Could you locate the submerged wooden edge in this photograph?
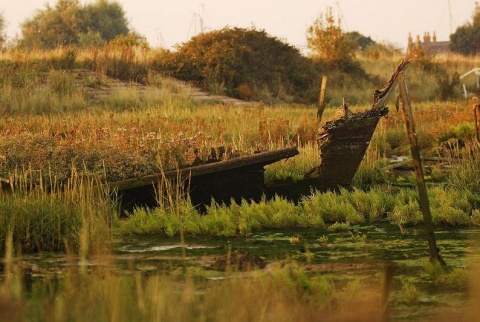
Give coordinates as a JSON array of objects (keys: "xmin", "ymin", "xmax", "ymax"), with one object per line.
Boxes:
[{"xmin": 109, "ymin": 146, "xmax": 299, "ymax": 191}]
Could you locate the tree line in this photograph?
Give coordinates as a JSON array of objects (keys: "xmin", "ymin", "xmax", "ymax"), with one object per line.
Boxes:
[
  {"xmin": 1, "ymin": 1, "xmax": 479, "ymax": 55},
  {"xmin": 0, "ymin": 0, "xmax": 476, "ymax": 104}
]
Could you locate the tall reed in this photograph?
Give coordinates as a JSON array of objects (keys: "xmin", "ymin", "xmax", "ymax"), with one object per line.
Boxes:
[{"xmin": 0, "ymin": 168, "xmax": 116, "ymax": 254}]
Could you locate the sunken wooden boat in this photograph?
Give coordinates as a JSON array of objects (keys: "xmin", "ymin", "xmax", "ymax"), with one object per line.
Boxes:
[
  {"xmin": 113, "ymin": 62, "xmax": 406, "ymax": 211},
  {"xmin": 115, "ymin": 105, "xmax": 388, "ymax": 211},
  {"xmin": 264, "ymin": 106, "xmax": 388, "ymax": 201},
  {"xmin": 112, "ymin": 147, "xmax": 300, "ymax": 211}
]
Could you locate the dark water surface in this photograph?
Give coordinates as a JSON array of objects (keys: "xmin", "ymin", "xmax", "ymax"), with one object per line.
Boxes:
[
  {"xmin": 15, "ymin": 222, "xmax": 477, "ymax": 277},
  {"xmin": 114, "ymin": 222, "xmax": 480, "ymax": 269}
]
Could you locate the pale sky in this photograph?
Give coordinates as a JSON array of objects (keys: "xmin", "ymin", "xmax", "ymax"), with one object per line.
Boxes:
[{"xmin": 1, "ymin": 0, "xmax": 477, "ymax": 52}]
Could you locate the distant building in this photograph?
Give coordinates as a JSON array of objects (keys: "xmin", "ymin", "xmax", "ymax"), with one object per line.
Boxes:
[{"xmin": 406, "ymin": 32, "xmax": 450, "ymax": 56}]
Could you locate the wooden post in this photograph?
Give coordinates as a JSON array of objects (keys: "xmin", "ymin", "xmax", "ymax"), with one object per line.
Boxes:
[
  {"xmin": 317, "ymin": 76, "xmax": 328, "ymax": 120},
  {"xmin": 474, "ymin": 103, "xmax": 480, "ymax": 143},
  {"xmin": 398, "ymin": 72, "xmax": 446, "ymax": 265}
]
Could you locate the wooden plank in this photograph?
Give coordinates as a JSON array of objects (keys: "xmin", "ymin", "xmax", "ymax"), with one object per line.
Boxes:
[
  {"xmin": 110, "ymin": 147, "xmax": 299, "ymax": 190},
  {"xmin": 382, "ymin": 156, "xmax": 457, "ymax": 171}
]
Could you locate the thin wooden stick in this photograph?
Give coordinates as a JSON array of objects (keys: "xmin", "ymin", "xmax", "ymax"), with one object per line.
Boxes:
[
  {"xmin": 474, "ymin": 103, "xmax": 480, "ymax": 143},
  {"xmin": 398, "ymin": 71, "xmax": 446, "ymax": 265},
  {"xmin": 317, "ymin": 75, "xmax": 328, "ymax": 120}
]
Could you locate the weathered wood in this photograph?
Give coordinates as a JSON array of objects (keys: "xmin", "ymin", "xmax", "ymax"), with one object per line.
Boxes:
[
  {"xmin": 373, "ymin": 60, "xmax": 410, "ymax": 109},
  {"xmin": 382, "ymin": 156, "xmax": 457, "ymax": 171},
  {"xmin": 313, "ymin": 106, "xmax": 388, "ymax": 187},
  {"xmin": 474, "ymin": 103, "xmax": 480, "ymax": 143},
  {"xmin": 317, "ymin": 75, "xmax": 328, "ymax": 120},
  {"xmin": 109, "ymin": 147, "xmax": 299, "ymax": 191}
]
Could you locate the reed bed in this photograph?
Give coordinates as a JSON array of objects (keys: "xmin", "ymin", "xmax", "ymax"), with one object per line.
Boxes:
[
  {"xmin": 0, "ymin": 171, "xmax": 116, "ymax": 254},
  {"xmin": 0, "ymin": 47, "xmax": 479, "ymax": 246}
]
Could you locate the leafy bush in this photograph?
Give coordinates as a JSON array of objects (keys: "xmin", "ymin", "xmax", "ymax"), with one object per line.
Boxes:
[
  {"xmin": 438, "ymin": 122, "xmax": 476, "ymax": 143},
  {"xmin": 161, "ymin": 27, "xmax": 317, "ymax": 103},
  {"xmin": 450, "ymin": 4, "xmax": 480, "ymax": 55}
]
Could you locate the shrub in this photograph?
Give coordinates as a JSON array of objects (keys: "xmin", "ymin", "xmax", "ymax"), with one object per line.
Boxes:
[
  {"xmin": 444, "ymin": 141, "xmax": 480, "ymax": 195},
  {"xmin": 438, "ymin": 122, "xmax": 476, "ymax": 143},
  {"xmin": 162, "ymin": 27, "xmax": 316, "ymax": 103}
]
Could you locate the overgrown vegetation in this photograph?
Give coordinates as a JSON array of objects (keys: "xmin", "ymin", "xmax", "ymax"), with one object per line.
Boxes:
[
  {"xmin": 119, "ymin": 183, "xmax": 480, "ymax": 238},
  {"xmin": 160, "ymin": 27, "xmax": 317, "ymax": 103},
  {"xmin": 306, "ymin": 6, "xmax": 355, "ymax": 62},
  {"xmin": 0, "ymin": 56, "xmax": 478, "ymax": 322},
  {"xmin": 0, "ymin": 175, "xmax": 115, "ymax": 254},
  {"xmin": 0, "ymin": 49, "xmax": 479, "ymax": 248}
]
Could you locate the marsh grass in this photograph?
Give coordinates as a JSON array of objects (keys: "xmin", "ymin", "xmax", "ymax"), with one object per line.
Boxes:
[
  {"xmin": 0, "ymin": 47, "xmax": 479, "ymax": 248},
  {"xmin": 121, "ymin": 195, "xmax": 319, "ymax": 237},
  {"xmin": 302, "ymin": 189, "xmax": 363, "ymax": 224},
  {"xmin": 424, "ymin": 261, "xmax": 469, "ymax": 290},
  {"xmin": 2, "ymin": 43, "xmax": 480, "ymax": 322},
  {"xmin": 122, "ymin": 178, "xmax": 480, "ymax": 238},
  {"xmin": 1, "ymin": 242, "xmax": 478, "ymax": 322},
  {"xmin": 264, "ymin": 142, "xmax": 318, "ymax": 183},
  {"xmin": 348, "ymin": 187, "xmax": 396, "ymax": 221},
  {"xmin": 352, "ymin": 146, "xmax": 394, "ymax": 189},
  {"xmin": 0, "ymin": 49, "xmax": 477, "ymax": 193},
  {"xmin": 400, "ymin": 280, "xmax": 421, "ymax": 304},
  {"xmin": 429, "ymin": 187, "xmax": 472, "ymax": 226},
  {"xmin": 122, "ymin": 187, "xmax": 396, "ymax": 238},
  {"xmin": 0, "ymin": 170, "xmax": 116, "ymax": 254},
  {"xmin": 443, "ymin": 141, "xmax": 480, "ymax": 194},
  {"xmin": 0, "ymin": 103, "xmax": 323, "ymax": 188}
]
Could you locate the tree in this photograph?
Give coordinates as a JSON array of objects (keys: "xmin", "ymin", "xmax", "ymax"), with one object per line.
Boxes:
[
  {"xmin": 20, "ymin": 0, "xmax": 79, "ymax": 48},
  {"xmin": 306, "ymin": 7, "xmax": 355, "ymax": 61},
  {"xmin": 450, "ymin": 3, "xmax": 480, "ymax": 55},
  {"xmin": 344, "ymin": 31, "xmax": 375, "ymax": 51},
  {"xmin": 473, "ymin": 3, "xmax": 480, "ymax": 26},
  {"xmin": 77, "ymin": 0, "xmax": 129, "ymax": 43},
  {"xmin": 0, "ymin": 13, "xmax": 6, "ymax": 48},
  {"xmin": 19, "ymin": 0, "xmax": 130, "ymax": 48}
]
